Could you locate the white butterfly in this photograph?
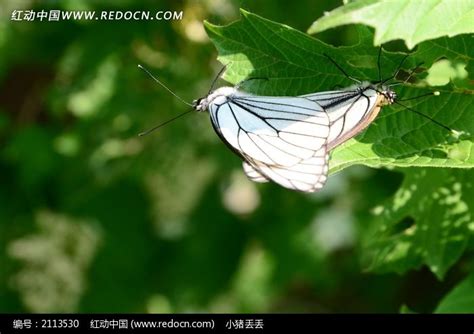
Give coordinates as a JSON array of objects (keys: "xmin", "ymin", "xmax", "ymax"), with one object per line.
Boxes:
[
  {"xmin": 193, "ymin": 86, "xmax": 331, "ymax": 192},
  {"xmin": 302, "ymin": 81, "xmax": 396, "ymax": 151},
  {"xmin": 300, "ymin": 52, "xmax": 450, "ymax": 158}
]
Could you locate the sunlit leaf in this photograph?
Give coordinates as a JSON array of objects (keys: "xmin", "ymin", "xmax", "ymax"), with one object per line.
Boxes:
[
  {"xmin": 436, "ymin": 272, "xmax": 474, "ymax": 312},
  {"xmin": 308, "ymin": 0, "xmax": 474, "ymax": 49},
  {"xmin": 364, "ymin": 168, "xmax": 474, "ymax": 279}
]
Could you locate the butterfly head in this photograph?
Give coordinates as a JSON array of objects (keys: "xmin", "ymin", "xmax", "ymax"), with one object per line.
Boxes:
[
  {"xmin": 381, "ymin": 88, "xmax": 397, "ymax": 105},
  {"xmin": 193, "ymin": 97, "xmax": 208, "ymax": 112},
  {"xmin": 374, "ymin": 84, "xmax": 397, "ymax": 106},
  {"xmin": 360, "ymin": 82, "xmax": 397, "ymax": 106},
  {"xmin": 193, "ymin": 87, "xmax": 236, "ymax": 112}
]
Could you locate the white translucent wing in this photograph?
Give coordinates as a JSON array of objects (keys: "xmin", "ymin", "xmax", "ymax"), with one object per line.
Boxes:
[
  {"xmin": 303, "ymin": 87, "xmax": 380, "ymax": 150},
  {"xmin": 247, "ymin": 146, "xmax": 329, "ymax": 192},
  {"xmin": 209, "ymin": 94, "xmax": 330, "ymax": 167},
  {"xmin": 209, "ymin": 94, "xmax": 330, "ymax": 192},
  {"xmin": 242, "ymin": 162, "xmax": 269, "ymax": 183}
]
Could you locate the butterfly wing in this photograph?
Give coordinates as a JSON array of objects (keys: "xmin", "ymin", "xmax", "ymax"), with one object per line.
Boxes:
[
  {"xmin": 210, "ymin": 94, "xmax": 330, "ymax": 166},
  {"xmin": 209, "ymin": 93, "xmax": 330, "ymax": 192},
  {"xmin": 303, "ymin": 87, "xmax": 381, "ymax": 150},
  {"xmin": 242, "ymin": 162, "xmax": 269, "ymax": 183},
  {"xmin": 245, "ymin": 146, "xmax": 329, "ymax": 192}
]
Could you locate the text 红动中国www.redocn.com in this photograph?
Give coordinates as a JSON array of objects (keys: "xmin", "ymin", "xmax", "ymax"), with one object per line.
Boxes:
[{"xmin": 11, "ymin": 10, "xmax": 184, "ymax": 22}]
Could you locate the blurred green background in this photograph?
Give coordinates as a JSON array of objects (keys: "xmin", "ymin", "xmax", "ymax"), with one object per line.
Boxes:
[{"xmin": 0, "ymin": 0, "xmax": 467, "ymax": 313}]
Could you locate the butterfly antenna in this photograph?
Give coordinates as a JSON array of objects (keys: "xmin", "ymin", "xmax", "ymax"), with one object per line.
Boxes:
[
  {"xmin": 381, "ymin": 54, "xmax": 409, "ymax": 85},
  {"xmin": 397, "ymin": 91, "xmax": 439, "ymax": 102},
  {"xmin": 138, "ymin": 64, "xmax": 193, "ymax": 107},
  {"xmin": 394, "ymin": 99, "xmax": 455, "ymax": 133},
  {"xmin": 208, "ymin": 64, "xmax": 228, "ymax": 95},
  {"xmin": 138, "ymin": 110, "xmax": 193, "ymax": 137},
  {"xmin": 323, "ymin": 53, "xmax": 361, "ymax": 84}
]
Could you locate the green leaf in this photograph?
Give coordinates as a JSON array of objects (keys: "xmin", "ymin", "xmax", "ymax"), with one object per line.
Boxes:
[
  {"xmin": 435, "ymin": 272, "xmax": 474, "ymax": 313},
  {"xmin": 204, "ymin": 10, "xmax": 474, "ymax": 175},
  {"xmin": 415, "ymin": 35, "xmax": 473, "ymax": 73},
  {"xmin": 205, "ymin": 11, "xmax": 405, "ymax": 95},
  {"xmin": 364, "ymin": 168, "xmax": 474, "ymax": 279},
  {"xmin": 307, "ymin": 0, "xmax": 474, "ymax": 49}
]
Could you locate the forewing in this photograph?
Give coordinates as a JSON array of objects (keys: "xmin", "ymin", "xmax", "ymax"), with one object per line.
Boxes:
[
  {"xmin": 209, "ymin": 95, "xmax": 330, "ymax": 167},
  {"xmin": 303, "ymin": 88, "xmax": 379, "ymax": 150}
]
